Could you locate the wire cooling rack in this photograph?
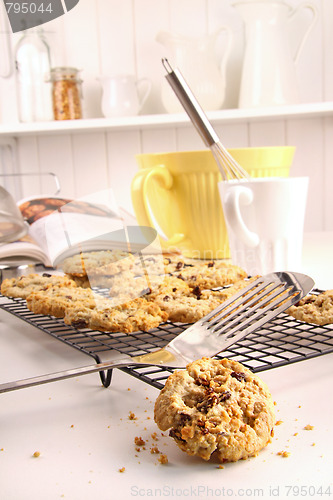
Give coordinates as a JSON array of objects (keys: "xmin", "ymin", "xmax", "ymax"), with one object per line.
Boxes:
[{"xmin": 1, "ymin": 290, "xmax": 333, "ymax": 390}]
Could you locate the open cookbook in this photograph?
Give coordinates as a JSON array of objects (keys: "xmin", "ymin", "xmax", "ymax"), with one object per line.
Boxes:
[{"xmin": 0, "ymin": 190, "xmax": 159, "ymax": 268}]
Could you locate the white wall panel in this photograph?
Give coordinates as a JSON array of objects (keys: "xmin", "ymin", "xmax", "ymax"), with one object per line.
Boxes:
[
  {"xmin": 61, "ymin": 0, "xmax": 101, "ymax": 119},
  {"xmin": 322, "ymin": 0, "xmax": 333, "ymax": 101},
  {"xmin": 97, "ymin": 0, "xmax": 135, "ymax": 78},
  {"xmin": 105, "ymin": 130, "xmax": 141, "ymax": 212},
  {"xmin": 134, "ymin": 0, "xmax": 169, "ymax": 115},
  {"xmin": 16, "ymin": 136, "xmax": 40, "ymax": 199},
  {"xmin": 169, "ymin": 0, "xmax": 207, "ymax": 36},
  {"xmin": 141, "ymin": 127, "xmax": 177, "ymax": 153},
  {"xmin": 37, "ymin": 135, "xmax": 75, "ymax": 199},
  {"xmin": 214, "ymin": 123, "xmax": 249, "ymax": 148},
  {"xmin": 286, "ymin": 118, "xmax": 324, "ymax": 231},
  {"xmin": 71, "ymin": 132, "xmax": 109, "ymax": 198},
  {"xmin": 175, "ymin": 126, "xmax": 208, "ymax": 151},
  {"xmin": 249, "ymin": 120, "xmax": 287, "ymax": 146},
  {"xmin": 323, "ymin": 117, "xmax": 333, "ymax": 230}
]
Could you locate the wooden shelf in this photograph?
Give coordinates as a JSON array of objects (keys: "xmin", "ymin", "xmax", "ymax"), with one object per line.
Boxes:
[{"xmin": 0, "ymin": 101, "xmax": 332, "ymax": 137}]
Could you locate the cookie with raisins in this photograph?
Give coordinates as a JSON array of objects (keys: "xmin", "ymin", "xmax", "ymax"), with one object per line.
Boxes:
[
  {"xmin": 287, "ymin": 290, "xmax": 333, "ymax": 325},
  {"xmin": 154, "ymin": 357, "xmax": 275, "ymax": 462}
]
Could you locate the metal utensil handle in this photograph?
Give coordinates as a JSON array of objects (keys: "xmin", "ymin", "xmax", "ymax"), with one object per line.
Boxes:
[
  {"xmin": 162, "ymin": 58, "xmax": 220, "ymax": 147},
  {"xmin": 0, "ymin": 357, "xmax": 138, "ymax": 394}
]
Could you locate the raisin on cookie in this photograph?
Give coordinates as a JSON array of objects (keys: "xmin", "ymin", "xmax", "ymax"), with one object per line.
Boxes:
[{"xmin": 154, "ymin": 357, "xmax": 275, "ymax": 462}]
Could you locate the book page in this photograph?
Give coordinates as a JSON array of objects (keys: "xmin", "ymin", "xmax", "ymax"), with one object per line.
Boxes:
[
  {"xmin": 0, "ymin": 234, "xmax": 51, "ymax": 266},
  {"xmin": 5, "ymin": 190, "xmax": 159, "ymax": 268}
]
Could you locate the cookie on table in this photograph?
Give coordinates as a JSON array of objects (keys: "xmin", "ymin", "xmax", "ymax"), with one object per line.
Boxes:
[
  {"xmin": 173, "ymin": 261, "xmax": 247, "ymax": 289},
  {"xmin": 154, "ymin": 357, "xmax": 275, "ymax": 462},
  {"xmin": 26, "ymin": 286, "xmax": 168, "ymax": 333},
  {"xmin": 287, "ymin": 290, "xmax": 333, "ymax": 325},
  {"xmin": 0, "ymin": 273, "xmax": 77, "ymax": 299},
  {"xmin": 61, "ymin": 250, "xmax": 135, "ymax": 277}
]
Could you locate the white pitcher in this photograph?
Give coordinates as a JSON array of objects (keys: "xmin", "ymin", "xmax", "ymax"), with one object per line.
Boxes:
[
  {"xmin": 99, "ymin": 75, "xmax": 151, "ymax": 117},
  {"xmin": 234, "ymin": 0, "xmax": 317, "ymax": 108},
  {"xmin": 156, "ymin": 29, "xmax": 233, "ymax": 113}
]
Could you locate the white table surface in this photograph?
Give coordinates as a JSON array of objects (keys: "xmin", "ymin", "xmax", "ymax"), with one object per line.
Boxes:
[{"xmin": 0, "ymin": 232, "xmax": 332, "ymax": 500}]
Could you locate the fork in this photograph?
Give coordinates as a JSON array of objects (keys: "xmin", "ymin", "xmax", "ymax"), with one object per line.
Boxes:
[{"xmin": 0, "ymin": 271, "xmax": 314, "ymax": 393}]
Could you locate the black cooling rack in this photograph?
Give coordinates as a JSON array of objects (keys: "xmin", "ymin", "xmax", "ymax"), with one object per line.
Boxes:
[{"xmin": 1, "ymin": 292, "xmax": 333, "ymax": 390}]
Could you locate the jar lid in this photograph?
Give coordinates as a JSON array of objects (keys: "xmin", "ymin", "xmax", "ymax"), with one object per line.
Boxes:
[{"xmin": 50, "ymin": 67, "xmax": 82, "ymax": 81}]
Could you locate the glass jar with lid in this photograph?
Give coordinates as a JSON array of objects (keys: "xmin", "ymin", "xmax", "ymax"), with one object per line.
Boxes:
[{"xmin": 50, "ymin": 67, "xmax": 83, "ymax": 120}]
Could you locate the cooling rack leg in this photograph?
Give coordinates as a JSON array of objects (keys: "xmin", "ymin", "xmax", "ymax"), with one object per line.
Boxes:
[{"xmin": 98, "ymin": 369, "xmax": 113, "ymax": 388}]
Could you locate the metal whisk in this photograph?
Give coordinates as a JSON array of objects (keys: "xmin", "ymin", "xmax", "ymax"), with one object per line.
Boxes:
[{"xmin": 162, "ymin": 58, "xmax": 249, "ymax": 181}]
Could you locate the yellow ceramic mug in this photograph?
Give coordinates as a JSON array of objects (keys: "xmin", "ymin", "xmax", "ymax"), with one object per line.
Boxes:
[{"xmin": 131, "ymin": 147, "xmax": 295, "ymax": 259}]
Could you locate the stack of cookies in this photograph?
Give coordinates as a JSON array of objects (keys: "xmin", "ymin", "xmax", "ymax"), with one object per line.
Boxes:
[
  {"xmin": 1, "ymin": 250, "xmax": 249, "ymax": 333},
  {"xmin": 2, "ymin": 250, "xmax": 332, "ymax": 331}
]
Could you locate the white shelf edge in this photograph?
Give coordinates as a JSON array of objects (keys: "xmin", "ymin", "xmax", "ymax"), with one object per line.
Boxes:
[{"xmin": 0, "ymin": 101, "xmax": 333, "ymax": 137}]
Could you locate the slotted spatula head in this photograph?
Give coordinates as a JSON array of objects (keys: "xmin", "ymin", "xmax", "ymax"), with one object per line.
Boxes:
[{"xmin": 157, "ymin": 271, "xmax": 314, "ymax": 367}]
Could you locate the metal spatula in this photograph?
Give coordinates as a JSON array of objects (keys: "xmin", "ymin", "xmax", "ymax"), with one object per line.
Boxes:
[{"xmin": 0, "ymin": 271, "xmax": 314, "ymax": 393}]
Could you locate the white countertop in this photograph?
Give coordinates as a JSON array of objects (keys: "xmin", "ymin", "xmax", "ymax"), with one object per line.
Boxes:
[{"xmin": 0, "ymin": 232, "xmax": 332, "ymax": 500}]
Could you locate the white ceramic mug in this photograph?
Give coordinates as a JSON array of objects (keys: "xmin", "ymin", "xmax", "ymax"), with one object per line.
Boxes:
[
  {"xmin": 100, "ymin": 75, "xmax": 151, "ymax": 117},
  {"xmin": 218, "ymin": 177, "xmax": 309, "ymax": 275}
]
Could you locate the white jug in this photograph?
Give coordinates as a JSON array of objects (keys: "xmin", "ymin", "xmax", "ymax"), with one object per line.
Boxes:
[
  {"xmin": 234, "ymin": 0, "xmax": 317, "ymax": 108},
  {"xmin": 156, "ymin": 29, "xmax": 233, "ymax": 113},
  {"xmin": 100, "ymin": 75, "xmax": 151, "ymax": 118}
]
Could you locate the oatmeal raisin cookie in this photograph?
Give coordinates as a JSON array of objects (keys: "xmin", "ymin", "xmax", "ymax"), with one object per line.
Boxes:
[{"xmin": 154, "ymin": 357, "xmax": 275, "ymax": 462}]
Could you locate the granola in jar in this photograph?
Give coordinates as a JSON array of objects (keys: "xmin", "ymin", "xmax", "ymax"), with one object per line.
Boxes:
[{"xmin": 50, "ymin": 67, "xmax": 82, "ymax": 120}]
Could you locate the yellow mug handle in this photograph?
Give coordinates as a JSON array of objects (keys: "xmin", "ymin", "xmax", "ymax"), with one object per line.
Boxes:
[{"xmin": 131, "ymin": 165, "xmax": 187, "ymax": 250}]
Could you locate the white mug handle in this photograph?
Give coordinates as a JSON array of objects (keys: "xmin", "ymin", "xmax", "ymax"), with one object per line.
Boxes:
[{"xmin": 223, "ymin": 186, "xmax": 259, "ymax": 248}]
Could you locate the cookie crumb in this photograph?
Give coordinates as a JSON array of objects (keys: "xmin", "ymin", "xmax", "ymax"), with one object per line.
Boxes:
[
  {"xmin": 293, "ymin": 433, "xmax": 298, "ymax": 436},
  {"xmin": 311, "ymin": 443, "xmax": 316, "ymax": 446},
  {"xmin": 304, "ymin": 424, "xmax": 314, "ymax": 430},
  {"xmin": 275, "ymin": 420, "xmax": 283, "ymax": 425},
  {"xmin": 158, "ymin": 454, "xmax": 168, "ymax": 464},
  {"xmin": 134, "ymin": 436, "xmax": 145, "ymax": 446},
  {"xmin": 32, "ymin": 451, "xmax": 41, "ymax": 458},
  {"xmin": 217, "ymin": 465, "xmax": 224, "ymax": 469},
  {"xmin": 118, "ymin": 467, "xmax": 125, "ymax": 473},
  {"xmin": 277, "ymin": 451, "xmax": 290, "ymax": 458},
  {"xmin": 150, "ymin": 446, "xmax": 160, "ymax": 454},
  {"xmin": 151, "ymin": 432, "xmax": 158, "ymax": 441},
  {"xmin": 128, "ymin": 412, "xmax": 137, "ymax": 420}
]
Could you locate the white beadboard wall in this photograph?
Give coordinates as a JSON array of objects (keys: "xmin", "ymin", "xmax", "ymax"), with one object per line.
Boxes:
[{"xmin": 0, "ymin": 0, "xmax": 333, "ymax": 233}]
